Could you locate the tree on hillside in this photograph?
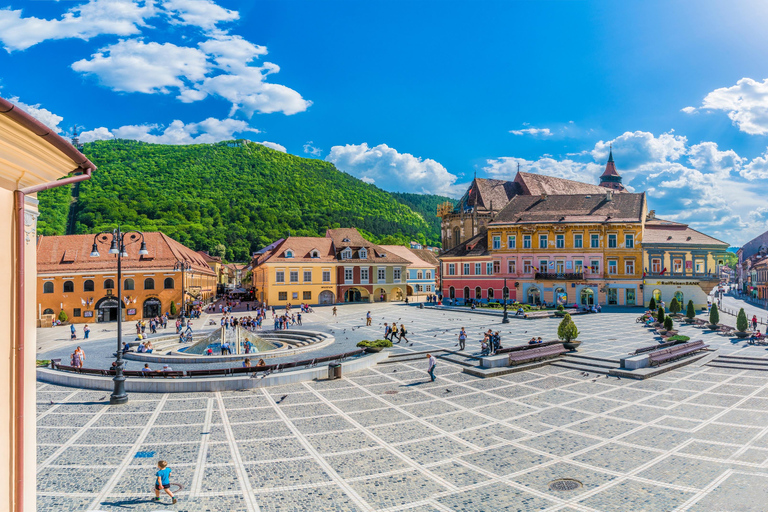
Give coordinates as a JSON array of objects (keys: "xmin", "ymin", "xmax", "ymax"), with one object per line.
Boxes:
[{"xmin": 213, "ymin": 244, "xmax": 227, "ymax": 259}]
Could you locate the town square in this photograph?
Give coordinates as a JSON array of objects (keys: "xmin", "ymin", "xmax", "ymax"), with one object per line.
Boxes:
[{"xmin": 2, "ymin": 1, "xmax": 768, "ymax": 511}]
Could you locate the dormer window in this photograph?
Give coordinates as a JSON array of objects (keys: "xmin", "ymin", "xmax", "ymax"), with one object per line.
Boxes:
[
  {"xmin": 342, "ymin": 237, "xmax": 350, "ymax": 242},
  {"xmin": 285, "ymin": 249, "xmax": 294, "ymax": 258},
  {"xmin": 310, "ymin": 250, "xmax": 319, "ymax": 258},
  {"xmin": 359, "ymin": 248, "xmax": 367, "ymax": 259},
  {"xmin": 341, "ymin": 248, "xmax": 352, "ymax": 260}
]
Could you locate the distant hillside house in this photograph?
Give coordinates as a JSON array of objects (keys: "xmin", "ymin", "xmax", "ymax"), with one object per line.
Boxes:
[{"xmin": 37, "ymin": 233, "xmax": 217, "ymax": 323}]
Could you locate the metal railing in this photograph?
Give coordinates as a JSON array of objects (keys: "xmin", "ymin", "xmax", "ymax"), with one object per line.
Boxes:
[{"xmin": 534, "ymin": 272, "xmax": 584, "ymax": 280}]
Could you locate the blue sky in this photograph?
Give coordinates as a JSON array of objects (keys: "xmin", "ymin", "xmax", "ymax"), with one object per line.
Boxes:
[{"xmin": 1, "ymin": 0, "xmax": 768, "ymax": 245}]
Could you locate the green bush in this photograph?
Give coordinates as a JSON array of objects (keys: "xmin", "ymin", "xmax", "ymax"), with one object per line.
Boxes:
[
  {"xmin": 649, "ymin": 297, "xmax": 656, "ymax": 310},
  {"xmin": 737, "ymin": 308, "xmax": 749, "ymax": 332},
  {"xmin": 557, "ymin": 313, "xmax": 580, "ymax": 342},
  {"xmin": 657, "ymin": 306, "xmax": 665, "ymax": 324},
  {"xmin": 686, "ymin": 300, "xmax": 696, "ymax": 320},
  {"xmin": 709, "ymin": 303, "xmax": 720, "ymax": 325},
  {"xmin": 663, "ymin": 316, "xmax": 674, "ymax": 331},
  {"xmin": 170, "ymin": 301, "xmax": 177, "ymax": 316},
  {"xmin": 557, "ymin": 304, "xmax": 564, "ymax": 311},
  {"xmin": 669, "ymin": 298, "xmax": 680, "ymax": 315},
  {"xmin": 356, "ymin": 339, "xmax": 393, "ymax": 348},
  {"xmin": 667, "ymin": 335, "xmax": 690, "ymax": 342},
  {"xmin": 57, "ymin": 310, "xmax": 68, "ymax": 322}
]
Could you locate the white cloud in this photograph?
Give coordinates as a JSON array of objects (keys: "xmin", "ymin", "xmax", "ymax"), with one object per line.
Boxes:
[
  {"xmin": 79, "ymin": 117, "xmax": 258, "ymax": 144},
  {"xmin": 72, "ymin": 39, "xmax": 209, "ymax": 95},
  {"xmin": 509, "ymin": 128, "xmax": 552, "ymax": 136},
  {"xmin": 303, "ymin": 141, "xmax": 322, "ymax": 156},
  {"xmin": 162, "ymin": 0, "xmax": 237, "ymax": 31},
  {"xmin": 699, "ymin": 77, "xmax": 768, "ymax": 135},
  {"xmin": 326, "ymin": 143, "xmax": 463, "ymax": 197},
  {"xmin": 254, "ymin": 141, "xmax": 286, "ymax": 152},
  {"xmin": 8, "ymin": 96, "xmax": 64, "ymax": 133},
  {"xmin": 0, "ymin": 0, "xmax": 155, "ymax": 52},
  {"xmin": 681, "ymin": 106, "xmax": 697, "ymax": 114},
  {"xmin": 360, "ymin": 176, "xmax": 375, "ymax": 184}
]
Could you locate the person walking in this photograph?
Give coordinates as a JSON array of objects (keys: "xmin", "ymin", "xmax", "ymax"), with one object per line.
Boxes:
[
  {"xmin": 74, "ymin": 346, "xmax": 85, "ymax": 367},
  {"xmin": 366, "ymin": 311, "xmax": 372, "ymax": 326},
  {"xmin": 332, "ymin": 306, "xmax": 337, "ymax": 317},
  {"xmin": 426, "ymin": 353, "xmax": 437, "ymax": 382},
  {"xmin": 389, "ymin": 322, "xmax": 398, "ymax": 342},
  {"xmin": 384, "ymin": 323, "xmax": 391, "ymax": 341},
  {"xmin": 152, "ymin": 460, "xmax": 176, "ymax": 504},
  {"xmin": 70, "ymin": 323, "xmax": 77, "ymax": 340},
  {"xmin": 753, "ymin": 315, "xmax": 758, "ymax": 331},
  {"xmin": 458, "ymin": 327, "xmax": 467, "ymax": 351},
  {"xmin": 399, "ymin": 324, "xmax": 409, "ymax": 344},
  {"xmin": 297, "ymin": 312, "xmax": 302, "ymax": 326},
  {"xmin": 83, "ymin": 324, "xmax": 90, "ymax": 340}
]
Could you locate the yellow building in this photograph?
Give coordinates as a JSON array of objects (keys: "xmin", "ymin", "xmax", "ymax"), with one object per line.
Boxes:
[
  {"xmin": 252, "ymin": 237, "xmax": 339, "ymax": 306},
  {"xmin": 485, "ymin": 191, "xmax": 646, "ymax": 306},
  {"xmin": 642, "ymin": 214, "xmax": 729, "ymax": 309},
  {"xmin": 0, "ymin": 96, "xmax": 97, "ymax": 512}
]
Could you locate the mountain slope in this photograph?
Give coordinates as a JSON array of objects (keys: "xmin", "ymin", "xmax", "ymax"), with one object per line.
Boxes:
[{"xmin": 38, "ymin": 139, "xmax": 447, "ymax": 260}]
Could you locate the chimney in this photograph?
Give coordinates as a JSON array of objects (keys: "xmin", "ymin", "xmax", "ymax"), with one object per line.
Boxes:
[
  {"xmin": 540, "ymin": 193, "xmax": 547, "ymax": 201},
  {"xmin": 646, "ymin": 210, "xmax": 656, "ymax": 220},
  {"xmin": 606, "ymin": 190, "xmax": 613, "ymax": 201}
]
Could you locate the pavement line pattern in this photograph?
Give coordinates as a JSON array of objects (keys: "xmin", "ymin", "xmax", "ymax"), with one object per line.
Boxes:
[
  {"xmin": 215, "ymin": 392, "xmax": 260, "ymax": 512},
  {"xmin": 188, "ymin": 396, "xmax": 215, "ymax": 497}
]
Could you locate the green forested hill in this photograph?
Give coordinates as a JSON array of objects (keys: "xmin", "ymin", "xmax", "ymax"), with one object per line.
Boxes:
[
  {"xmin": 390, "ymin": 192, "xmax": 451, "ymax": 246},
  {"xmin": 37, "ymin": 140, "xmax": 449, "ymax": 261}
]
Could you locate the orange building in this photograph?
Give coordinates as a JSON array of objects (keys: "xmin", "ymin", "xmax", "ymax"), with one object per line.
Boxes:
[{"xmin": 37, "ymin": 233, "xmax": 217, "ymax": 323}]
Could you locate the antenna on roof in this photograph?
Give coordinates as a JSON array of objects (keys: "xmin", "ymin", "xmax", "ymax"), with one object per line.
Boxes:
[{"xmin": 517, "ymin": 162, "xmax": 520, "ymax": 173}]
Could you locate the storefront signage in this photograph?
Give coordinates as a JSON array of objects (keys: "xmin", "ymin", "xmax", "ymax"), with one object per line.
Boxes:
[
  {"xmin": 127, "ymin": 308, "xmax": 137, "ymax": 315},
  {"xmin": 83, "ymin": 311, "xmax": 93, "ymax": 318},
  {"xmin": 646, "ymin": 280, "xmax": 699, "ymax": 286}
]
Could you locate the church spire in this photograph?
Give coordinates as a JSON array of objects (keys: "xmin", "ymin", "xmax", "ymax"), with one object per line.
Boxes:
[
  {"xmin": 607, "ymin": 144, "xmax": 614, "ymax": 163},
  {"xmin": 599, "ymin": 146, "xmax": 625, "ymax": 191}
]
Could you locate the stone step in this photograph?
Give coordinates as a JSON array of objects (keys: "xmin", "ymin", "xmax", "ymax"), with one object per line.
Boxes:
[
  {"xmin": 559, "ymin": 357, "xmax": 617, "ymax": 370},
  {"xmin": 564, "ymin": 354, "xmax": 622, "ymax": 364},
  {"xmin": 550, "ymin": 360, "xmax": 613, "ymax": 375},
  {"xmin": 716, "ymin": 355, "xmax": 768, "ymax": 363},
  {"xmin": 706, "ymin": 362, "xmax": 768, "ymax": 372}
]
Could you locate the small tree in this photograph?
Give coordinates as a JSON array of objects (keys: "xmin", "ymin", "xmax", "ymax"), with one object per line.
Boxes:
[
  {"xmin": 657, "ymin": 306, "xmax": 665, "ymax": 324},
  {"xmin": 686, "ymin": 300, "xmax": 696, "ymax": 320},
  {"xmin": 709, "ymin": 303, "xmax": 720, "ymax": 326},
  {"xmin": 664, "ymin": 316, "xmax": 674, "ymax": 331},
  {"xmin": 57, "ymin": 310, "xmax": 68, "ymax": 323},
  {"xmin": 170, "ymin": 301, "xmax": 177, "ymax": 316},
  {"xmin": 669, "ymin": 298, "xmax": 680, "ymax": 315},
  {"xmin": 557, "ymin": 313, "xmax": 580, "ymax": 342},
  {"xmin": 649, "ymin": 297, "xmax": 657, "ymax": 310},
  {"xmin": 557, "ymin": 304, "xmax": 564, "ymax": 311},
  {"xmin": 737, "ymin": 307, "xmax": 749, "ymax": 332}
]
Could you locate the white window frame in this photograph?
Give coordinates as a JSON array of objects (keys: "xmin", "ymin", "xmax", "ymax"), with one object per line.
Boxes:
[
  {"xmin": 378, "ymin": 267, "xmax": 386, "ymax": 282},
  {"xmin": 448, "ymin": 263, "xmax": 456, "ymax": 276},
  {"xmin": 486, "ymin": 262, "xmax": 493, "ymax": 275},
  {"xmin": 574, "ymin": 234, "xmax": 583, "ymax": 249},
  {"xmin": 344, "ymin": 267, "xmax": 354, "ymax": 283},
  {"xmin": 508, "ymin": 235, "xmax": 516, "ymax": 249},
  {"xmin": 475, "ymin": 263, "xmax": 482, "ymax": 275},
  {"xmin": 508, "ymin": 259, "xmax": 516, "ymax": 274},
  {"xmin": 625, "ymin": 234, "xmax": 634, "ymax": 249},
  {"xmin": 608, "ymin": 260, "xmax": 618, "ymax": 275},
  {"xmin": 275, "ymin": 270, "xmax": 285, "ymax": 283},
  {"xmin": 289, "ymin": 270, "xmax": 299, "ymax": 283},
  {"xmin": 303, "ymin": 270, "xmax": 312, "ymax": 282},
  {"xmin": 393, "ymin": 268, "xmax": 401, "ymax": 282},
  {"xmin": 590, "ymin": 234, "xmax": 600, "ymax": 249},
  {"xmin": 539, "ymin": 234, "xmax": 548, "ymax": 249},
  {"xmin": 590, "ymin": 260, "xmax": 600, "ymax": 274},
  {"xmin": 360, "ymin": 267, "xmax": 369, "ymax": 283},
  {"xmin": 625, "ymin": 260, "xmax": 635, "ymax": 275},
  {"xmin": 341, "ymin": 248, "xmax": 352, "ymax": 260},
  {"xmin": 322, "ymin": 270, "xmax": 331, "ymax": 283},
  {"xmin": 556, "ymin": 234, "xmax": 564, "ymax": 248},
  {"xmin": 359, "ymin": 248, "xmax": 367, "ymax": 259},
  {"xmin": 523, "ymin": 260, "xmax": 532, "ymax": 274},
  {"xmin": 523, "ymin": 235, "xmax": 532, "ymax": 249},
  {"xmin": 492, "ymin": 236, "xmax": 501, "ymax": 249}
]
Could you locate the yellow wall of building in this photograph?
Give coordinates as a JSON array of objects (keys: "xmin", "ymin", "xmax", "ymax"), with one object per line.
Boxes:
[{"xmin": 253, "ymin": 263, "xmax": 337, "ymax": 306}]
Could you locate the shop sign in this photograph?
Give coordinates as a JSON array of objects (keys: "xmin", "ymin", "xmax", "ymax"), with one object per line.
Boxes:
[
  {"xmin": 83, "ymin": 311, "xmax": 93, "ymax": 318},
  {"xmin": 127, "ymin": 308, "xmax": 137, "ymax": 315}
]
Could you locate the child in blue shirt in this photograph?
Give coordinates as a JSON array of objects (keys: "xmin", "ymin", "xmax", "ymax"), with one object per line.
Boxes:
[{"xmin": 153, "ymin": 460, "xmax": 176, "ymax": 504}]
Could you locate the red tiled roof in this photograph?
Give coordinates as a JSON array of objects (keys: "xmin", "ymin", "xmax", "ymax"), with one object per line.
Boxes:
[
  {"xmin": 37, "ymin": 233, "xmax": 216, "ymax": 275},
  {"xmin": 380, "ymin": 245, "xmax": 438, "ymax": 268},
  {"xmin": 491, "ymin": 192, "xmax": 645, "ymax": 225},
  {"xmin": 326, "ymin": 228, "xmax": 411, "ymax": 264},
  {"xmin": 643, "ymin": 219, "xmax": 728, "ymax": 246},
  {"xmin": 257, "ymin": 237, "xmax": 337, "ymax": 264}
]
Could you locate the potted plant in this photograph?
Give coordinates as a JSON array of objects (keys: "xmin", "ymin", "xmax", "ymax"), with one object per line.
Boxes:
[
  {"xmin": 669, "ymin": 298, "xmax": 681, "ymax": 317},
  {"xmin": 649, "ymin": 297, "xmax": 657, "ymax": 311},
  {"xmin": 657, "ymin": 306, "xmax": 665, "ymax": 325},
  {"xmin": 663, "ymin": 316, "xmax": 677, "ymax": 336},
  {"xmin": 736, "ymin": 308, "xmax": 750, "ymax": 338},
  {"xmin": 557, "ymin": 313, "xmax": 581, "ymax": 350},
  {"xmin": 554, "ymin": 304, "xmax": 566, "ymax": 317},
  {"xmin": 708, "ymin": 303, "xmax": 720, "ymax": 330},
  {"xmin": 57, "ymin": 310, "xmax": 68, "ymax": 324},
  {"xmin": 684, "ymin": 300, "xmax": 696, "ymax": 323},
  {"xmin": 356, "ymin": 339, "xmax": 393, "ymax": 353}
]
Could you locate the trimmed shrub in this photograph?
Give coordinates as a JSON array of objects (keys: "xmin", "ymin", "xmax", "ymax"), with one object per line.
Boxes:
[
  {"xmin": 664, "ymin": 316, "xmax": 674, "ymax": 331},
  {"xmin": 657, "ymin": 306, "xmax": 665, "ymax": 324},
  {"xmin": 649, "ymin": 297, "xmax": 656, "ymax": 310},
  {"xmin": 709, "ymin": 303, "xmax": 720, "ymax": 325},
  {"xmin": 557, "ymin": 304, "xmax": 564, "ymax": 311},
  {"xmin": 686, "ymin": 300, "xmax": 696, "ymax": 320},
  {"xmin": 58, "ymin": 310, "xmax": 68, "ymax": 322},
  {"xmin": 667, "ymin": 335, "xmax": 690, "ymax": 342},
  {"xmin": 737, "ymin": 308, "xmax": 749, "ymax": 332},
  {"xmin": 356, "ymin": 339, "xmax": 393, "ymax": 348},
  {"xmin": 670, "ymin": 298, "xmax": 681, "ymax": 315},
  {"xmin": 170, "ymin": 301, "xmax": 177, "ymax": 316},
  {"xmin": 557, "ymin": 313, "xmax": 580, "ymax": 342}
]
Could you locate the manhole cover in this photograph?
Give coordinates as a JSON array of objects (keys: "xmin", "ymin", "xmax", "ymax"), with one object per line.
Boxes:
[
  {"xmin": 549, "ymin": 479, "xmax": 582, "ymax": 491},
  {"xmin": 383, "ymin": 391, "xmax": 398, "ymax": 395}
]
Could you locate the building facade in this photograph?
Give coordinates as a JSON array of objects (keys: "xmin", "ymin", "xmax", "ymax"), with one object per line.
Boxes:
[
  {"xmin": 642, "ymin": 216, "xmax": 729, "ymax": 309},
  {"xmin": 37, "ymin": 233, "xmax": 217, "ymax": 323},
  {"xmin": 439, "ymin": 233, "xmax": 505, "ymax": 304},
  {"xmin": 380, "ymin": 245, "xmax": 439, "ymax": 297}
]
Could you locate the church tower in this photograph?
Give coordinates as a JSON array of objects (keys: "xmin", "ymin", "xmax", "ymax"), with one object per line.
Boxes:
[{"xmin": 599, "ymin": 147, "xmax": 625, "ymax": 191}]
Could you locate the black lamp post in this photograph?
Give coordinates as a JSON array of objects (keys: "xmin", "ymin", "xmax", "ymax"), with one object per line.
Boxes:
[
  {"xmin": 90, "ymin": 227, "xmax": 148, "ymax": 405},
  {"xmin": 502, "ymin": 278, "xmax": 509, "ymax": 323},
  {"xmin": 175, "ymin": 261, "xmax": 192, "ymax": 326}
]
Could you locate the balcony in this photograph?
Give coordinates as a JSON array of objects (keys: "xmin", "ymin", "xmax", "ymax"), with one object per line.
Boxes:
[{"xmin": 535, "ymin": 272, "xmax": 584, "ymax": 280}]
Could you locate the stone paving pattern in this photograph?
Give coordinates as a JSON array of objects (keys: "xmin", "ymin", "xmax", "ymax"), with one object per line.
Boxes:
[{"xmin": 37, "ymin": 304, "xmax": 768, "ymax": 510}]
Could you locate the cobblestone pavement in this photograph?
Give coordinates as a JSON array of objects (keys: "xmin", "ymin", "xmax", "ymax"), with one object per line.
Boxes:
[{"xmin": 37, "ymin": 306, "xmax": 768, "ymax": 511}]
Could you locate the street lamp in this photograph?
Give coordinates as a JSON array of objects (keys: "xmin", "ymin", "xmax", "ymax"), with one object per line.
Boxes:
[
  {"xmin": 90, "ymin": 227, "xmax": 148, "ymax": 405},
  {"xmin": 502, "ymin": 278, "xmax": 509, "ymax": 323},
  {"xmin": 174, "ymin": 261, "xmax": 192, "ymax": 326}
]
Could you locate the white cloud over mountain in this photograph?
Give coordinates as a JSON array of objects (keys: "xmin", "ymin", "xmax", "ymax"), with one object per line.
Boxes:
[
  {"xmin": 80, "ymin": 117, "xmax": 258, "ymax": 144},
  {"xmin": 326, "ymin": 143, "xmax": 465, "ymax": 197}
]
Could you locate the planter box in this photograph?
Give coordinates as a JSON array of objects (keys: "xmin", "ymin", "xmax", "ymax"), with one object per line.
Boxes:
[
  {"xmin": 563, "ymin": 340, "xmax": 581, "ymax": 351},
  {"xmin": 735, "ymin": 332, "xmax": 750, "ymax": 338}
]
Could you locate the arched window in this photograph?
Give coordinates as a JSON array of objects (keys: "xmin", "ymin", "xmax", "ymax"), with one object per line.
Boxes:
[
  {"xmin": 488, "ymin": 288, "xmax": 494, "ymax": 300},
  {"xmin": 453, "ymin": 227, "xmax": 460, "ymax": 247},
  {"xmin": 359, "ymin": 248, "xmax": 367, "ymax": 259},
  {"xmin": 144, "ymin": 278, "xmax": 155, "ymax": 290},
  {"xmin": 475, "ymin": 286, "xmax": 482, "ymax": 299},
  {"xmin": 42, "ymin": 308, "xmax": 55, "ymax": 315},
  {"xmin": 285, "ymin": 249, "xmax": 294, "ymax": 258},
  {"xmin": 449, "ymin": 286, "xmax": 455, "ymax": 299},
  {"xmin": 124, "ymin": 279, "xmax": 135, "ymax": 291},
  {"xmin": 63, "ymin": 280, "xmax": 74, "ymax": 293},
  {"xmin": 652, "ymin": 289, "xmax": 662, "ymax": 302},
  {"xmin": 43, "ymin": 281, "xmax": 54, "ymax": 294},
  {"xmin": 84, "ymin": 279, "xmax": 94, "ymax": 292},
  {"xmin": 104, "ymin": 279, "xmax": 114, "ymax": 290},
  {"xmin": 674, "ymin": 291, "xmax": 684, "ymax": 304},
  {"xmin": 527, "ymin": 287, "xmax": 540, "ymax": 304},
  {"xmin": 463, "ymin": 286, "xmax": 470, "ymax": 299},
  {"xmin": 164, "ymin": 277, "xmax": 175, "ymax": 289},
  {"xmin": 580, "ymin": 288, "xmax": 595, "ymax": 306}
]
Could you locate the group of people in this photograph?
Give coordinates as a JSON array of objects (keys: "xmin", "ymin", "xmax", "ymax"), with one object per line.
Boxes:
[
  {"xmin": 383, "ymin": 322, "xmax": 409, "ymax": 343},
  {"xmin": 455, "ymin": 327, "xmax": 501, "ymax": 355},
  {"xmin": 69, "ymin": 323, "xmax": 90, "ymax": 340},
  {"xmin": 69, "ymin": 346, "xmax": 86, "ymax": 368},
  {"xmin": 528, "ymin": 337, "xmax": 545, "ymax": 344}
]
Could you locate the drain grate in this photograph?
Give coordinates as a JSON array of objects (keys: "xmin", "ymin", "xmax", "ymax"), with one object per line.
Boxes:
[{"xmin": 549, "ymin": 479, "xmax": 582, "ymax": 491}]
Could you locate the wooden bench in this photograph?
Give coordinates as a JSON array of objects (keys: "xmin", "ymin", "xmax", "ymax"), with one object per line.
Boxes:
[
  {"xmin": 496, "ymin": 341, "xmax": 562, "ymax": 355},
  {"xmin": 648, "ymin": 341, "xmax": 708, "ymax": 367},
  {"xmin": 632, "ymin": 338, "xmax": 690, "ymax": 355},
  {"xmin": 717, "ymin": 325, "xmax": 736, "ymax": 337},
  {"xmin": 508, "ymin": 345, "xmax": 567, "ymax": 366}
]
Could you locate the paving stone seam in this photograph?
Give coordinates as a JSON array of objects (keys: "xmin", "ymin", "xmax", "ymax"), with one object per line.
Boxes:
[
  {"xmin": 258, "ymin": 387, "xmax": 375, "ymax": 512},
  {"xmin": 214, "ymin": 391, "xmax": 260, "ymax": 512},
  {"xmin": 673, "ymin": 468, "xmax": 734, "ymax": 512},
  {"xmin": 87, "ymin": 395, "xmax": 169, "ymax": 509},
  {"xmin": 35, "ymin": 389, "xmax": 82, "ymax": 421},
  {"xmin": 188, "ymin": 397, "xmax": 214, "ymax": 497}
]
